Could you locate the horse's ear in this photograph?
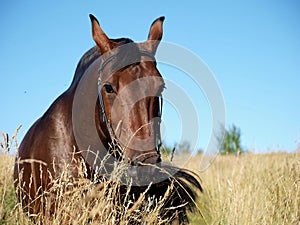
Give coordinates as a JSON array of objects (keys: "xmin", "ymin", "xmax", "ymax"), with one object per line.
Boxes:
[
  {"xmin": 145, "ymin": 16, "xmax": 165, "ymax": 54},
  {"xmin": 89, "ymin": 14, "xmax": 112, "ymax": 54}
]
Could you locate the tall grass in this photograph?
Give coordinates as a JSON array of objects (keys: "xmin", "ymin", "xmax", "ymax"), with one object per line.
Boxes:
[
  {"xmin": 1, "ymin": 130, "xmax": 299, "ymax": 224},
  {"xmin": 1, "ymin": 131, "xmax": 202, "ymax": 224},
  {"xmin": 2, "ymin": 153, "xmax": 193, "ymax": 224},
  {"xmin": 187, "ymin": 152, "xmax": 300, "ymax": 224}
]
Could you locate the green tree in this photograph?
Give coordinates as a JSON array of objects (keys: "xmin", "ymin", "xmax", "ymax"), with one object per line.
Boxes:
[{"xmin": 219, "ymin": 124, "xmax": 245, "ymax": 155}]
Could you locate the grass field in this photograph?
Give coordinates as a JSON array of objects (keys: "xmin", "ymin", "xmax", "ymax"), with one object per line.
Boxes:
[
  {"xmin": 186, "ymin": 152, "xmax": 300, "ymax": 224},
  {"xmin": 0, "ymin": 143, "xmax": 299, "ymax": 224}
]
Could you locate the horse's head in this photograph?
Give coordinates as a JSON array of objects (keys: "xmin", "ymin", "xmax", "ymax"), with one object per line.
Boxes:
[{"xmin": 90, "ymin": 15, "xmax": 165, "ymax": 175}]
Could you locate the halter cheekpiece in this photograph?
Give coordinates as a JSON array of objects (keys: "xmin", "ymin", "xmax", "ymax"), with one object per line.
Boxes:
[{"xmin": 97, "ymin": 49, "xmax": 163, "ymax": 159}]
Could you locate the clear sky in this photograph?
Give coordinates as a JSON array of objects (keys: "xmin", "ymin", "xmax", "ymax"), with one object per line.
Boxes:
[{"xmin": 0, "ymin": 0, "xmax": 299, "ymax": 153}]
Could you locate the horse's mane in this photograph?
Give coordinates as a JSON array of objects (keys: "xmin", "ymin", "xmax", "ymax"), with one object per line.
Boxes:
[
  {"xmin": 70, "ymin": 46, "xmax": 100, "ymax": 88},
  {"xmin": 125, "ymin": 165, "xmax": 202, "ymax": 224},
  {"xmin": 70, "ymin": 38, "xmax": 135, "ymax": 88}
]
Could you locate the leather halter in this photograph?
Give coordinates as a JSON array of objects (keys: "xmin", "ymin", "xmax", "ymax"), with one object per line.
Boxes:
[{"xmin": 97, "ymin": 50, "xmax": 163, "ymax": 160}]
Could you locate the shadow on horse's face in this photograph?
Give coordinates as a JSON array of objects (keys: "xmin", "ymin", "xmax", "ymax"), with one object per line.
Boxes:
[{"xmin": 90, "ymin": 15, "xmax": 165, "ymax": 173}]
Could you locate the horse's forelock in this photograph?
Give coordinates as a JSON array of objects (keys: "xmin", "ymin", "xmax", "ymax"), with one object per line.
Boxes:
[
  {"xmin": 111, "ymin": 39, "xmax": 143, "ymax": 71},
  {"xmin": 71, "ymin": 38, "xmax": 142, "ymax": 88}
]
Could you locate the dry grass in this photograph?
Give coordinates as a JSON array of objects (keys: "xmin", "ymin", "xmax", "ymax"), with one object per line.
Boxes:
[
  {"xmin": 1, "ymin": 130, "xmax": 300, "ymax": 224},
  {"xmin": 187, "ymin": 152, "xmax": 300, "ymax": 224},
  {"xmin": 1, "ymin": 131, "xmax": 202, "ymax": 225},
  {"xmin": 1, "ymin": 153, "xmax": 190, "ymax": 225}
]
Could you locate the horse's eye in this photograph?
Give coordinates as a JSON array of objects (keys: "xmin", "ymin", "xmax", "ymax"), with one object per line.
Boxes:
[{"xmin": 103, "ymin": 83, "xmax": 114, "ymax": 94}]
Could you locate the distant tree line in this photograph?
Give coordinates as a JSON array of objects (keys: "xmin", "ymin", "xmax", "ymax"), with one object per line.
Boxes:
[
  {"xmin": 161, "ymin": 124, "xmax": 245, "ymax": 157},
  {"xmin": 219, "ymin": 124, "xmax": 245, "ymax": 155}
]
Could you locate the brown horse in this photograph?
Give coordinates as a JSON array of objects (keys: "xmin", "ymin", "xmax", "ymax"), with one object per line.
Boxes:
[{"xmin": 14, "ymin": 14, "xmax": 202, "ymax": 224}]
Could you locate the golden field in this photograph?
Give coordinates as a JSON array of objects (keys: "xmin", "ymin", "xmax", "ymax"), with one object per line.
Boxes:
[
  {"xmin": 186, "ymin": 152, "xmax": 300, "ymax": 224},
  {"xmin": 0, "ymin": 148, "xmax": 299, "ymax": 224}
]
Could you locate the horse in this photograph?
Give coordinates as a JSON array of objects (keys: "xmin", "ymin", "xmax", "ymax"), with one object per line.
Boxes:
[{"xmin": 14, "ymin": 14, "xmax": 202, "ymax": 224}]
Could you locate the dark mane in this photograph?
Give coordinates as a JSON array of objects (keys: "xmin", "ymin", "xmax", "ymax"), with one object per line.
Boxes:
[
  {"xmin": 70, "ymin": 38, "xmax": 135, "ymax": 88},
  {"xmin": 70, "ymin": 46, "xmax": 100, "ymax": 88},
  {"xmin": 128, "ymin": 165, "xmax": 202, "ymax": 224}
]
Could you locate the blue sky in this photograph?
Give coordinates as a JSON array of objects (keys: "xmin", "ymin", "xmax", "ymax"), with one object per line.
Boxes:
[{"xmin": 0, "ymin": 1, "xmax": 299, "ymax": 153}]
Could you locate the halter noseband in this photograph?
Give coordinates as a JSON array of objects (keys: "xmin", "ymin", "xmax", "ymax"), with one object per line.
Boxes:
[{"xmin": 97, "ymin": 50, "xmax": 163, "ymax": 159}]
